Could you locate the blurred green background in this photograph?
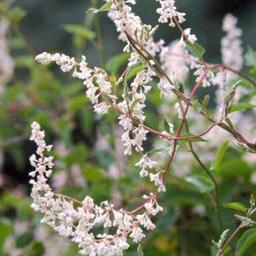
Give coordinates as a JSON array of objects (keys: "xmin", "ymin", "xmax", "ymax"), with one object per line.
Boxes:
[{"xmin": 17, "ymin": 0, "xmax": 256, "ymax": 64}]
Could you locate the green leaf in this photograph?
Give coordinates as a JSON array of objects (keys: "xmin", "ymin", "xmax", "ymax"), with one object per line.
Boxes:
[
  {"xmin": 250, "ymin": 67, "xmax": 256, "ymax": 77},
  {"xmin": 27, "ymin": 241, "xmax": 45, "ymax": 256},
  {"xmin": 213, "ymin": 141, "xmax": 229, "ymax": 174},
  {"xmin": 15, "ymin": 55, "xmax": 34, "ymax": 69},
  {"xmin": 63, "ymin": 24, "xmax": 96, "ymax": 40},
  {"xmin": 68, "ymin": 95, "xmax": 88, "ymax": 112},
  {"xmin": 185, "ymin": 41, "xmax": 205, "ymax": 58},
  {"xmin": 137, "ymin": 244, "xmax": 144, "ymax": 256},
  {"xmin": 82, "ymin": 164, "xmax": 104, "ymax": 183},
  {"xmin": 219, "ymin": 159, "xmax": 252, "ymax": 177},
  {"xmin": 225, "ymin": 81, "xmax": 241, "ymax": 103},
  {"xmin": 9, "ymin": 7, "xmax": 26, "ymax": 23},
  {"xmin": 87, "ymin": 1, "xmax": 112, "ymax": 14},
  {"xmin": 0, "ymin": 218, "xmax": 13, "ymax": 249},
  {"xmin": 185, "ymin": 174, "xmax": 214, "ymax": 193},
  {"xmin": 245, "ymin": 47, "xmax": 256, "ymax": 67},
  {"xmin": 223, "ymin": 202, "xmax": 247, "ymax": 213},
  {"xmin": 235, "ymin": 228, "xmax": 256, "ymax": 256},
  {"xmin": 163, "ymin": 118, "xmax": 173, "ymax": 133},
  {"xmin": 192, "ymin": 99, "xmax": 201, "ymax": 112},
  {"xmin": 202, "ymin": 94, "xmax": 210, "ymax": 111},
  {"xmin": 105, "ymin": 53, "xmax": 130, "ymax": 73},
  {"xmin": 65, "ymin": 144, "xmax": 88, "ymax": 167},
  {"xmin": 228, "ymin": 103, "xmax": 256, "ymax": 113},
  {"xmin": 125, "ymin": 63, "xmax": 146, "ymax": 82},
  {"xmin": 16, "ymin": 232, "xmax": 33, "ymax": 249}
]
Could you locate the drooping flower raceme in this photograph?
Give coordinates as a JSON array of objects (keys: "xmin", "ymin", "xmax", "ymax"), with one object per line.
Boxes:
[
  {"xmin": 29, "ymin": 122, "xmax": 163, "ymax": 256},
  {"xmin": 221, "ymin": 13, "xmax": 243, "ymax": 81}
]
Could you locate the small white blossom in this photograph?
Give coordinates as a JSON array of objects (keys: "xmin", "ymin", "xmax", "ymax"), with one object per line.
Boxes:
[
  {"xmin": 156, "ymin": 0, "xmax": 186, "ymax": 27},
  {"xmin": 130, "ymin": 225, "xmax": 145, "ymax": 243},
  {"xmin": 149, "ymin": 172, "xmax": 166, "ymax": 192},
  {"xmin": 136, "ymin": 213, "xmax": 155, "ymax": 230},
  {"xmin": 183, "ymin": 28, "xmax": 197, "ymax": 44},
  {"xmin": 221, "ymin": 14, "xmax": 243, "ymax": 81}
]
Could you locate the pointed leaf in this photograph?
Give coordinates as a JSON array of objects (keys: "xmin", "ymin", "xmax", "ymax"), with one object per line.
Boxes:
[
  {"xmin": 105, "ymin": 53, "xmax": 130, "ymax": 73},
  {"xmin": 185, "ymin": 41, "xmax": 205, "ymax": 58},
  {"xmin": 228, "ymin": 103, "xmax": 256, "ymax": 113},
  {"xmin": 63, "ymin": 24, "xmax": 96, "ymax": 40},
  {"xmin": 185, "ymin": 175, "xmax": 214, "ymax": 193},
  {"xmin": 125, "ymin": 63, "xmax": 146, "ymax": 82},
  {"xmin": 213, "ymin": 141, "xmax": 229, "ymax": 174},
  {"xmin": 223, "ymin": 202, "xmax": 247, "ymax": 213},
  {"xmin": 235, "ymin": 228, "xmax": 256, "ymax": 256}
]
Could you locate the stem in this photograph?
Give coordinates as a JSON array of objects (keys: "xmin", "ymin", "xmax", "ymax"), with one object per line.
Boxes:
[
  {"xmin": 222, "ymin": 64, "xmax": 256, "ymax": 86},
  {"xmin": 126, "ymin": 32, "xmax": 256, "ymax": 152},
  {"xmin": 189, "ymin": 144, "xmax": 223, "ymax": 230},
  {"xmin": 218, "ymin": 225, "xmax": 243, "ymax": 256},
  {"xmin": 94, "ymin": 14, "xmax": 105, "ymax": 67}
]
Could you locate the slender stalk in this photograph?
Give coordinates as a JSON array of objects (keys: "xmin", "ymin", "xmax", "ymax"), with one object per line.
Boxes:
[
  {"xmin": 218, "ymin": 225, "xmax": 243, "ymax": 256},
  {"xmin": 94, "ymin": 14, "xmax": 105, "ymax": 67},
  {"xmin": 189, "ymin": 144, "xmax": 223, "ymax": 230}
]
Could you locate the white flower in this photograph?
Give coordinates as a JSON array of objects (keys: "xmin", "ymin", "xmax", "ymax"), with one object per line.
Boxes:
[
  {"xmin": 132, "ymin": 126, "xmax": 148, "ymax": 152},
  {"xmin": 94, "ymin": 102, "xmax": 110, "ymax": 115},
  {"xmin": 136, "ymin": 154, "xmax": 157, "ymax": 177},
  {"xmin": 221, "ymin": 14, "xmax": 243, "ymax": 81},
  {"xmin": 144, "ymin": 199, "xmax": 163, "ymax": 216},
  {"xmin": 35, "ymin": 52, "xmax": 76, "ymax": 72},
  {"xmin": 35, "ymin": 52, "xmax": 53, "ymax": 64},
  {"xmin": 156, "ymin": 0, "xmax": 186, "ymax": 27},
  {"xmin": 112, "ymin": 210, "xmax": 123, "ymax": 227},
  {"xmin": 149, "ymin": 172, "xmax": 166, "ymax": 192},
  {"xmin": 160, "ymin": 40, "xmax": 192, "ymax": 84},
  {"xmin": 158, "ymin": 78, "xmax": 175, "ymax": 97},
  {"xmin": 183, "ymin": 28, "xmax": 197, "ymax": 44},
  {"xmin": 130, "ymin": 225, "xmax": 145, "ymax": 243},
  {"xmin": 136, "ymin": 213, "xmax": 155, "ymax": 230}
]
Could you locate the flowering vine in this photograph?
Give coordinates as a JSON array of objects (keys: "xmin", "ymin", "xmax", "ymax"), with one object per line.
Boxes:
[{"xmin": 29, "ymin": 0, "xmax": 256, "ymax": 255}]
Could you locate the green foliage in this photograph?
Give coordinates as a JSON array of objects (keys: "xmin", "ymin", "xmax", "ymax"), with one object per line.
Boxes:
[
  {"xmin": 185, "ymin": 41, "xmax": 206, "ymax": 58},
  {"xmin": 0, "ymin": 219, "xmax": 13, "ymax": 250},
  {"xmin": 212, "ymin": 141, "xmax": 229, "ymax": 174},
  {"xmin": 185, "ymin": 174, "xmax": 214, "ymax": 193},
  {"xmin": 63, "ymin": 24, "xmax": 96, "ymax": 41},
  {"xmin": 125, "ymin": 63, "xmax": 147, "ymax": 82},
  {"xmin": 235, "ymin": 228, "xmax": 256, "ymax": 256},
  {"xmin": 106, "ymin": 53, "xmax": 130, "ymax": 73},
  {"xmin": 223, "ymin": 202, "xmax": 247, "ymax": 213}
]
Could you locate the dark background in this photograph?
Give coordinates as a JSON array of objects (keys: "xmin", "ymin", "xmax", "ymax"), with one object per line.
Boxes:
[{"xmin": 16, "ymin": 0, "xmax": 256, "ymax": 64}]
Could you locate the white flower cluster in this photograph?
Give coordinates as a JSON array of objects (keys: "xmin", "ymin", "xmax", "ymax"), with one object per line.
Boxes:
[
  {"xmin": 35, "ymin": 53, "xmax": 113, "ymax": 115},
  {"xmin": 160, "ymin": 40, "xmax": 195, "ymax": 84},
  {"xmin": 29, "ymin": 122, "xmax": 163, "ymax": 256},
  {"xmin": 156, "ymin": 0, "xmax": 197, "ymax": 44},
  {"xmin": 109, "ymin": 0, "xmax": 164, "ymax": 154},
  {"xmin": 221, "ymin": 13, "xmax": 243, "ymax": 81},
  {"xmin": 156, "ymin": 0, "xmax": 186, "ymax": 27}
]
